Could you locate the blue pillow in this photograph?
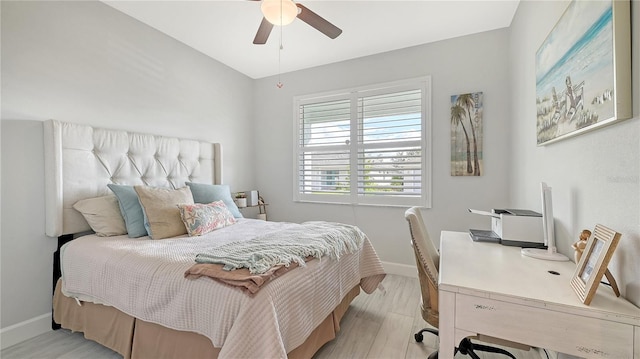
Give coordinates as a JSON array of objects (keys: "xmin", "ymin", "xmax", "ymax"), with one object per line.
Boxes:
[
  {"xmin": 186, "ymin": 182, "xmax": 243, "ymax": 218},
  {"xmin": 107, "ymin": 184, "xmax": 149, "ymax": 238}
]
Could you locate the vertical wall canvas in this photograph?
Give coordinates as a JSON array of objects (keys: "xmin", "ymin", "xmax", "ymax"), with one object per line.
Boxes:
[
  {"xmin": 535, "ymin": 0, "xmax": 631, "ymax": 145},
  {"xmin": 451, "ymin": 92, "xmax": 483, "ymax": 176}
]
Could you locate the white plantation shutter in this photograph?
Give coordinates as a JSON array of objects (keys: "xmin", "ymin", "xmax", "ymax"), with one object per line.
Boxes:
[
  {"xmin": 294, "ymin": 77, "xmax": 431, "ymax": 207},
  {"xmin": 357, "ymin": 89, "xmax": 423, "ymax": 204},
  {"xmin": 298, "ymin": 98, "xmax": 351, "ymax": 196}
]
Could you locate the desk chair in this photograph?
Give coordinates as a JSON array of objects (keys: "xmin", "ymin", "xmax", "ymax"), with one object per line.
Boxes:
[{"xmin": 404, "ymin": 207, "xmax": 524, "ymax": 359}]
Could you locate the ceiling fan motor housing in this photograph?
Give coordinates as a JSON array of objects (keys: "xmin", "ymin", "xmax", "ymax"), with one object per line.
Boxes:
[{"xmin": 261, "ymin": 0, "xmax": 298, "ymax": 26}]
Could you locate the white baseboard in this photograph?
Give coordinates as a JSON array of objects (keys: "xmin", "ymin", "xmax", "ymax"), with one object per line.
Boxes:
[
  {"xmin": 382, "ymin": 261, "xmax": 417, "ymax": 278},
  {"xmin": 1, "ymin": 313, "xmax": 52, "ymax": 350}
]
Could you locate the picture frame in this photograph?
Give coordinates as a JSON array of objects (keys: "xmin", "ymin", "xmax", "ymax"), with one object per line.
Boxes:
[
  {"xmin": 535, "ymin": 0, "xmax": 631, "ymax": 145},
  {"xmin": 570, "ymin": 224, "xmax": 621, "ymax": 305},
  {"xmin": 450, "ymin": 92, "xmax": 483, "ymax": 176}
]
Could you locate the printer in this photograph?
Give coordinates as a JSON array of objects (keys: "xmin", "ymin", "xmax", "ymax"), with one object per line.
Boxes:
[{"xmin": 468, "ymin": 208, "xmax": 546, "ymax": 248}]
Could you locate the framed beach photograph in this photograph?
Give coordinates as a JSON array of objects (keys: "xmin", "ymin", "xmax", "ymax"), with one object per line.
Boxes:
[
  {"xmin": 570, "ymin": 224, "xmax": 621, "ymax": 305},
  {"xmin": 535, "ymin": 0, "xmax": 631, "ymax": 145}
]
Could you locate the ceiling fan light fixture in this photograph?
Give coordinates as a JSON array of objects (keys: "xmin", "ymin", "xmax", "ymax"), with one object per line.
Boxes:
[{"xmin": 261, "ymin": 0, "xmax": 298, "ymax": 26}]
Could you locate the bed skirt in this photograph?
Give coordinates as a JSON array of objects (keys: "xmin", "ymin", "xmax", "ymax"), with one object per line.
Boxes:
[{"xmin": 53, "ymin": 278, "xmax": 359, "ymax": 359}]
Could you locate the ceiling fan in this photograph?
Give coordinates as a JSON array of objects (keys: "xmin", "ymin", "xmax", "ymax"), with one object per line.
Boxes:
[{"xmin": 252, "ymin": 0, "xmax": 342, "ymax": 44}]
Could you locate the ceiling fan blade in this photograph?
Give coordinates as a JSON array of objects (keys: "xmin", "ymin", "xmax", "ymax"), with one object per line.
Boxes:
[
  {"xmin": 295, "ymin": 3, "xmax": 342, "ymax": 39},
  {"xmin": 253, "ymin": 17, "xmax": 273, "ymax": 44}
]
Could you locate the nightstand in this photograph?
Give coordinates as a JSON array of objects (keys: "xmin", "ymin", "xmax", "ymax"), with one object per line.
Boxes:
[{"xmin": 236, "ymin": 193, "xmax": 268, "ymax": 220}]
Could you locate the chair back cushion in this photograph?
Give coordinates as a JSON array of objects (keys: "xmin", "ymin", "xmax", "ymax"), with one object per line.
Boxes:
[{"xmin": 405, "ymin": 207, "xmax": 440, "ymax": 327}]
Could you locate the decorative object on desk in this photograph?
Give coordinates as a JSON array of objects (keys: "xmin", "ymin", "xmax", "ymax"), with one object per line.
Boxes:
[
  {"xmin": 570, "ymin": 224, "xmax": 621, "ymax": 305},
  {"xmin": 535, "ymin": 0, "xmax": 631, "ymax": 145},
  {"xmin": 572, "ymin": 228, "xmax": 620, "ymax": 297},
  {"xmin": 451, "ymin": 92, "xmax": 483, "ymax": 176},
  {"xmin": 571, "ymin": 229, "xmax": 591, "ymax": 262},
  {"xmin": 234, "ymin": 192, "xmax": 247, "ymax": 208},
  {"xmin": 521, "ymin": 182, "xmax": 569, "ymax": 261}
]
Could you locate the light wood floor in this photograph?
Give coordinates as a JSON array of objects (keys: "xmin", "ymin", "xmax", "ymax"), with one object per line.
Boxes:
[{"xmin": 2, "ymin": 275, "xmax": 541, "ymax": 359}]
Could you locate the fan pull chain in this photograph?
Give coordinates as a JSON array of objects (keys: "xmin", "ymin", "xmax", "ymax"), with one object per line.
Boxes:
[
  {"xmin": 277, "ymin": 29, "xmax": 283, "ymax": 88},
  {"xmin": 276, "ymin": 1, "xmax": 284, "ymax": 88}
]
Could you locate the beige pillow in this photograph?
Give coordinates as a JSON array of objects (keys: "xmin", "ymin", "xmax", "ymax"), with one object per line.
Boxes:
[
  {"xmin": 73, "ymin": 195, "xmax": 127, "ymax": 237},
  {"xmin": 134, "ymin": 186, "xmax": 194, "ymax": 239}
]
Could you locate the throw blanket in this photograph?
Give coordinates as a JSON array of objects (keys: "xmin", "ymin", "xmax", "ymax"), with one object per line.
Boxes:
[
  {"xmin": 194, "ymin": 221, "xmax": 366, "ymax": 274},
  {"xmin": 185, "ymin": 260, "xmax": 306, "ymax": 295}
]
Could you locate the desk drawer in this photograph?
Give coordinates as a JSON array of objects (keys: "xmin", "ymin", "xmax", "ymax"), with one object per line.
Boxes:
[{"xmin": 455, "ymin": 294, "xmax": 634, "ymax": 358}]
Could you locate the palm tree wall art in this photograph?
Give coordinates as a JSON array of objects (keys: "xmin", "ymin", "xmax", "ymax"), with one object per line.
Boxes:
[{"xmin": 451, "ymin": 92, "xmax": 483, "ymax": 176}]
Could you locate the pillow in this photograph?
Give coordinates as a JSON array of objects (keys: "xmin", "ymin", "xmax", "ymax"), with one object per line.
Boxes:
[
  {"xmin": 73, "ymin": 195, "xmax": 127, "ymax": 237},
  {"xmin": 107, "ymin": 184, "xmax": 148, "ymax": 238},
  {"xmin": 177, "ymin": 201, "xmax": 237, "ymax": 237},
  {"xmin": 186, "ymin": 182, "xmax": 243, "ymax": 218},
  {"xmin": 134, "ymin": 185, "xmax": 194, "ymax": 239}
]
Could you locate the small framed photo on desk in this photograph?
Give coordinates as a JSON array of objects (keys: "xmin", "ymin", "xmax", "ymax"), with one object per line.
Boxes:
[{"xmin": 570, "ymin": 224, "xmax": 621, "ymax": 305}]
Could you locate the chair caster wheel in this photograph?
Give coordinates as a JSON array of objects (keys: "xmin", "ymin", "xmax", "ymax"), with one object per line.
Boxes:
[{"xmin": 415, "ymin": 333, "xmax": 424, "ymax": 342}]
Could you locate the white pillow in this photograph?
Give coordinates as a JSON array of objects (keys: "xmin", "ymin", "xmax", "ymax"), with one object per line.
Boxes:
[{"xmin": 73, "ymin": 195, "xmax": 127, "ymax": 237}]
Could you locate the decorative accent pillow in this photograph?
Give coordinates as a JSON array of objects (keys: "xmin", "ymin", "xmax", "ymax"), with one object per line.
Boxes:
[
  {"xmin": 107, "ymin": 184, "xmax": 148, "ymax": 238},
  {"xmin": 134, "ymin": 185, "xmax": 194, "ymax": 239},
  {"xmin": 73, "ymin": 195, "xmax": 127, "ymax": 237},
  {"xmin": 178, "ymin": 201, "xmax": 237, "ymax": 237},
  {"xmin": 186, "ymin": 182, "xmax": 243, "ymax": 218}
]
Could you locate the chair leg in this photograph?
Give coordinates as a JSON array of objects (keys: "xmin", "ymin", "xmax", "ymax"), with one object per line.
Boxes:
[
  {"xmin": 414, "ymin": 328, "xmax": 439, "ymax": 359},
  {"xmin": 458, "ymin": 338, "xmax": 516, "ymax": 359},
  {"xmin": 414, "ymin": 327, "xmax": 438, "ymax": 343}
]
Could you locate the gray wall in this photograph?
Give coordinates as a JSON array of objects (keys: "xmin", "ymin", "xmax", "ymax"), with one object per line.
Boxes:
[
  {"xmin": 508, "ymin": 0, "xmax": 639, "ymax": 307},
  {"xmin": 1, "ymin": 1, "xmax": 255, "ymax": 329},
  {"xmin": 253, "ymin": 29, "xmax": 513, "ymax": 266}
]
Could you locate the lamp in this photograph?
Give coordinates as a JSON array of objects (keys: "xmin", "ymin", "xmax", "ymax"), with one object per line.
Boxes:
[{"xmin": 261, "ymin": 0, "xmax": 298, "ymax": 26}]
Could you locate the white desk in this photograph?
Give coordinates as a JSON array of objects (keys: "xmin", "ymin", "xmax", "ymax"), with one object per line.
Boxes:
[{"xmin": 438, "ymin": 231, "xmax": 640, "ymax": 359}]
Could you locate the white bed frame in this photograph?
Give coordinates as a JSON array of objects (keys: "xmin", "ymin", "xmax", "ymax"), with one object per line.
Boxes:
[
  {"xmin": 43, "ymin": 119, "xmax": 222, "ymax": 237},
  {"xmin": 43, "ymin": 119, "xmax": 222, "ymax": 328}
]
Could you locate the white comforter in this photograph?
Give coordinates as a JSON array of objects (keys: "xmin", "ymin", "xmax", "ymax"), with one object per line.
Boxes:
[{"xmin": 61, "ymin": 219, "xmax": 386, "ymax": 358}]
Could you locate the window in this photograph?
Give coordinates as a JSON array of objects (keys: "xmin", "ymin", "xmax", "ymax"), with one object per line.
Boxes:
[{"xmin": 294, "ymin": 77, "xmax": 431, "ymax": 207}]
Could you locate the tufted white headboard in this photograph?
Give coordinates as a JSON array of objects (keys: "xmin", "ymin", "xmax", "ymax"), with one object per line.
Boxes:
[{"xmin": 44, "ymin": 120, "xmax": 222, "ymax": 237}]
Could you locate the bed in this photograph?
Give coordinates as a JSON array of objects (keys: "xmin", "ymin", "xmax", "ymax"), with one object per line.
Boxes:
[{"xmin": 44, "ymin": 120, "xmax": 386, "ymax": 359}]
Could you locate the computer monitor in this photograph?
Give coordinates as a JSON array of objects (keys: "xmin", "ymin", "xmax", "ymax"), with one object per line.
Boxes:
[{"xmin": 521, "ymin": 182, "xmax": 569, "ymax": 261}]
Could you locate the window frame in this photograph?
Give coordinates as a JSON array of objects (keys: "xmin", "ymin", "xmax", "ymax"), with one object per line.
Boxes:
[{"xmin": 293, "ymin": 76, "xmax": 432, "ymax": 208}]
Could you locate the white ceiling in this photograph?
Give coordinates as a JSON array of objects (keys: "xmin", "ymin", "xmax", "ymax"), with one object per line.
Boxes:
[{"xmin": 103, "ymin": 1, "xmax": 520, "ymax": 79}]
